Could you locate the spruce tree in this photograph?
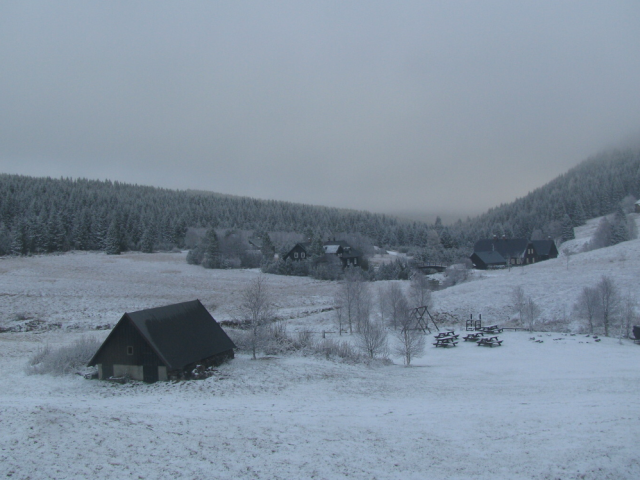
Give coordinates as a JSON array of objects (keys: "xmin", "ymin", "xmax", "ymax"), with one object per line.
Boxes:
[
  {"xmin": 561, "ymin": 214, "xmax": 575, "ymax": 242},
  {"xmin": 104, "ymin": 219, "xmax": 121, "ymax": 255},
  {"xmin": 202, "ymin": 227, "xmax": 220, "ymax": 268},
  {"xmin": 140, "ymin": 224, "xmax": 155, "ymax": 253}
]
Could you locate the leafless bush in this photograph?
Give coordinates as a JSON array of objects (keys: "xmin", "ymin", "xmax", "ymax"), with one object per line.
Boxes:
[
  {"xmin": 356, "ymin": 318, "xmax": 389, "ymax": 359},
  {"xmin": 316, "ymin": 338, "xmax": 362, "ymax": 362},
  {"xmin": 26, "ymin": 336, "xmax": 101, "ymax": 376},
  {"xmin": 394, "ymin": 306, "xmax": 426, "ymax": 366},
  {"xmin": 262, "ymin": 321, "xmax": 295, "ymax": 355},
  {"xmin": 294, "ymin": 328, "xmax": 315, "ymax": 351}
]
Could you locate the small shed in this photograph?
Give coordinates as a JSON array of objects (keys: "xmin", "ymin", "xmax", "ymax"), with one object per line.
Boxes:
[{"xmin": 88, "ymin": 300, "xmax": 235, "ymax": 383}]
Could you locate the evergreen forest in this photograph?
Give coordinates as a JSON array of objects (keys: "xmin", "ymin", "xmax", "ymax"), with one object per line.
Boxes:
[{"xmin": 0, "ymin": 147, "xmax": 639, "ymax": 264}]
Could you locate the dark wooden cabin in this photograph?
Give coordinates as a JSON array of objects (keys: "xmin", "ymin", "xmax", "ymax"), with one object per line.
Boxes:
[
  {"xmin": 324, "ymin": 240, "xmax": 363, "ymax": 267},
  {"xmin": 88, "ymin": 300, "xmax": 235, "ymax": 383},
  {"xmin": 471, "ymin": 237, "xmax": 558, "ymax": 269},
  {"xmin": 283, "ymin": 243, "xmax": 310, "ymax": 261},
  {"xmin": 530, "ymin": 240, "xmax": 559, "ymax": 261}
]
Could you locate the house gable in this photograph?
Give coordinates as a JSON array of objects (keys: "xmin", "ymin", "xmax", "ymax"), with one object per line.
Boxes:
[{"xmin": 284, "ymin": 243, "xmax": 310, "ymax": 261}]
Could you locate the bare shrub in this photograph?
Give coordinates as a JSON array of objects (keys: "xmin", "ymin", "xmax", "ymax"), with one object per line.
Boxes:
[
  {"xmin": 295, "ymin": 328, "xmax": 315, "ymax": 351},
  {"xmin": 356, "ymin": 318, "xmax": 388, "ymax": 359},
  {"xmin": 316, "ymin": 338, "xmax": 362, "ymax": 362},
  {"xmin": 27, "ymin": 336, "xmax": 101, "ymax": 376},
  {"xmin": 262, "ymin": 321, "xmax": 295, "ymax": 355}
]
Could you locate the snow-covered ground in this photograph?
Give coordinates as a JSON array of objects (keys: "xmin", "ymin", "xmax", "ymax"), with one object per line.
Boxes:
[{"xmin": 1, "ymin": 223, "xmax": 640, "ymax": 479}]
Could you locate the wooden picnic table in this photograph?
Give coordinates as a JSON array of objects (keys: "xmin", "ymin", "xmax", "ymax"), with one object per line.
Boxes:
[
  {"xmin": 435, "ymin": 331, "xmax": 458, "ymax": 339},
  {"xmin": 477, "ymin": 336, "xmax": 503, "ymax": 347},
  {"xmin": 433, "ymin": 331, "xmax": 459, "ymax": 347},
  {"xmin": 462, "ymin": 332, "xmax": 484, "ymax": 342},
  {"xmin": 433, "ymin": 337, "xmax": 458, "ymax": 348},
  {"xmin": 479, "ymin": 325, "xmax": 503, "ymax": 334}
]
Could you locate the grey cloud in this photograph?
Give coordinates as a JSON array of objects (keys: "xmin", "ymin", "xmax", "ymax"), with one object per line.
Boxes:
[{"xmin": 1, "ymin": 1, "xmax": 639, "ymax": 219}]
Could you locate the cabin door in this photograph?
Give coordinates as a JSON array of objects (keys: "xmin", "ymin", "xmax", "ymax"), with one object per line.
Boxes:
[{"xmin": 142, "ymin": 343, "xmax": 159, "ymax": 383}]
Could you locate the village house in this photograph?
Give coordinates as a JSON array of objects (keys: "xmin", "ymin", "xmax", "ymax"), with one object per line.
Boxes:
[
  {"xmin": 470, "ymin": 237, "xmax": 558, "ymax": 270},
  {"xmin": 283, "ymin": 239, "xmax": 363, "ymax": 267},
  {"xmin": 88, "ymin": 300, "xmax": 235, "ymax": 383}
]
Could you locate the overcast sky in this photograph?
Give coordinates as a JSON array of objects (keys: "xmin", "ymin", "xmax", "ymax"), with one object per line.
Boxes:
[{"xmin": 1, "ymin": 1, "xmax": 639, "ymax": 221}]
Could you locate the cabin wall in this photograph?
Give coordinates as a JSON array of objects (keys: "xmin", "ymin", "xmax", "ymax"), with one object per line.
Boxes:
[
  {"xmin": 94, "ymin": 318, "xmax": 163, "ymax": 380},
  {"xmin": 113, "ymin": 364, "xmax": 144, "ymax": 380}
]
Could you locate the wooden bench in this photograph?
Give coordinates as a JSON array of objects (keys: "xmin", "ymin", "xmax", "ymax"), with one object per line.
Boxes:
[{"xmin": 477, "ymin": 336, "xmax": 503, "ymax": 347}]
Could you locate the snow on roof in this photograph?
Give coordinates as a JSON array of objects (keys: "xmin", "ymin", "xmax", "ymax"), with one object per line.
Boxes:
[{"xmin": 324, "ymin": 245, "xmax": 341, "ymax": 254}]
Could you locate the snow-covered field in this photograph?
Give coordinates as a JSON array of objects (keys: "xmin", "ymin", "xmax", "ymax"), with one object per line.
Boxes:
[{"xmin": 1, "ymin": 226, "xmax": 640, "ymax": 479}]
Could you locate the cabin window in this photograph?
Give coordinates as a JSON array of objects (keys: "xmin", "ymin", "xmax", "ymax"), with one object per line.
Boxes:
[
  {"xmin": 301, "ymin": 252, "xmax": 305, "ymax": 258},
  {"xmin": 127, "ymin": 346, "xmax": 134, "ymax": 355},
  {"xmin": 294, "ymin": 252, "xmax": 298, "ymax": 258}
]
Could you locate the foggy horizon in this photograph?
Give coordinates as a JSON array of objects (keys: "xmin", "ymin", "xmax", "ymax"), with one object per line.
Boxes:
[{"xmin": 1, "ymin": 1, "xmax": 639, "ymax": 221}]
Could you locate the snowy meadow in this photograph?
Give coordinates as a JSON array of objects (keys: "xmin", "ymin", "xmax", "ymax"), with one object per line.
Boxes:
[{"xmin": 1, "ymin": 230, "xmax": 640, "ymax": 479}]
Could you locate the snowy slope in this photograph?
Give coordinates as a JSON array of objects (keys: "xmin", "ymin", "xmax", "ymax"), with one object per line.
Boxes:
[{"xmin": 431, "ymin": 213, "xmax": 640, "ymax": 329}]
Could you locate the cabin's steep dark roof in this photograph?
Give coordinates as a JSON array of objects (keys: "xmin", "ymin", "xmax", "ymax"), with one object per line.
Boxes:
[
  {"xmin": 472, "ymin": 250, "xmax": 506, "ymax": 265},
  {"xmin": 474, "ymin": 238, "xmax": 529, "ymax": 258},
  {"xmin": 530, "ymin": 240, "xmax": 556, "ymax": 256},
  {"xmin": 90, "ymin": 300, "xmax": 235, "ymax": 370}
]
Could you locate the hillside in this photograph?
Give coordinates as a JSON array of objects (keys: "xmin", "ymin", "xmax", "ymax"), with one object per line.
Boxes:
[
  {"xmin": 1, "ymin": 147, "xmax": 639, "ymax": 263},
  {"xmin": 432, "ymin": 213, "xmax": 640, "ymax": 329}
]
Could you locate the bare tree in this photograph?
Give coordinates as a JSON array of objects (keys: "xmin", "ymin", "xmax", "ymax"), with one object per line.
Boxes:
[
  {"xmin": 393, "ymin": 301, "xmax": 426, "ymax": 366},
  {"xmin": 335, "ymin": 267, "xmax": 367, "ymax": 334},
  {"xmin": 239, "ymin": 274, "xmax": 275, "ymax": 359},
  {"xmin": 356, "ymin": 318, "xmax": 388, "ymax": 359},
  {"xmin": 511, "ymin": 286, "xmax": 526, "ymax": 325},
  {"xmin": 573, "ymin": 286, "xmax": 600, "ymax": 334},
  {"xmin": 409, "ymin": 273, "xmax": 432, "ymax": 310},
  {"xmin": 595, "ymin": 276, "xmax": 621, "ymax": 337},
  {"xmin": 380, "ymin": 282, "xmax": 406, "ymax": 329},
  {"xmin": 522, "ymin": 296, "xmax": 541, "ymax": 332},
  {"xmin": 620, "ymin": 291, "xmax": 637, "ymax": 339},
  {"xmin": 355, "ymin": 282, "xmax": 373, "ymax": 333}
]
